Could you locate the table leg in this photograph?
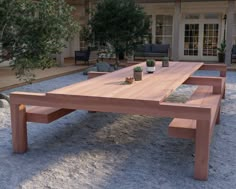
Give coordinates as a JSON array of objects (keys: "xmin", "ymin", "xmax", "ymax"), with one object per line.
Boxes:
[
  {"xmin": 223, "ymin": 85, "xmax": 226, "ymax": 99},
  {"xmin": 10, "ymin": 104, "xmax": 28, "ymax": 153},
  {"xmin": 216, "ymin": 106, "xmax": 221, "ymax": 124},
  {"xmin": 194, "ymin": 120, "xmax": 210, "ymax": 181}
]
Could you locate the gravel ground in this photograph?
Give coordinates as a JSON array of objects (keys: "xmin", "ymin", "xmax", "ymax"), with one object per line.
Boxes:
[{"xmin": 0, "ymin": 71, "xmax": 236, "ymax": 189}]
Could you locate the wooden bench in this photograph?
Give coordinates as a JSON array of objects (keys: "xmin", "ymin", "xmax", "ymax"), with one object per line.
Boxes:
[
  {"xmin": 88, "ymin": 64, "xmax": 226, "ymax": 180},
  {"xmin": 168, "ymin": 85, "xmax": 221, "ymax": 139},
  {"xmin": 26, "ymin": 106, "xmax": 74, "ymax": 123},
  {"xmin": 167, "ymin": 74, "xmax": 225, "ymax": 180}
]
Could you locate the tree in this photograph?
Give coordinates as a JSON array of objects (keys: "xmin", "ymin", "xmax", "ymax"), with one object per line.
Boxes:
[
  {"xmin": 0, "ymin": 0, "xmax": 79, "ymax": 81},
  {"xmin": 89, "ymin": 0, "xmax": 150, "ymax": 65}
]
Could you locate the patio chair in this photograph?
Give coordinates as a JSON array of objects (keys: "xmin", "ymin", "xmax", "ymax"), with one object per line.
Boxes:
[
  {"xmin": 231, "ymin": 45, "xmax": 236, "ymax": 63},
  {"xmin": 75, "ymin": 47, "xmax": 90, "ymax": 65}
]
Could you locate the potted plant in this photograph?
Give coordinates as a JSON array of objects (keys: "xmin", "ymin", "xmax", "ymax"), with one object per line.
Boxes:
[
  {"xmin": 162, "ymin": 57, "xmax": 169, "ymax": 67},
  {"xmin": 133, "ymin": 66, "xmax": 143, "ymax": 81},
  {"xmin": 217, "ymin": 40, "xmax": 226, "ymax": 63},
  {"xmin": 146, "ymin": 59, "xmax": 156, "ymax": 73}
]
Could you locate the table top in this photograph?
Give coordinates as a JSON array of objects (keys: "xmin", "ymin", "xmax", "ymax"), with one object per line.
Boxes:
[{"xmin": 47, "ymin": 61, "xmax": 203, "ymax": 102}]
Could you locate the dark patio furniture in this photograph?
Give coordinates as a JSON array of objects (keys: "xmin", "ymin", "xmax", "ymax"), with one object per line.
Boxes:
[
  {"xmin": 75, "ymin": 47, "xmax": 90, "ymax": 65},
  {"xmin": 231, "ymin": 45, "xmax": 236, "ymax": 63},
  {"xmin": 134, "ymin": 44, "xmax": 170, "ymax": 60}
]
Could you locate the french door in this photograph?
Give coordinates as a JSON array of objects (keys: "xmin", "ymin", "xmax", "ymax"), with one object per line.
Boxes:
[{"xmin": 182, "ymin": 22, "xmax": 220, "ymax": 61}]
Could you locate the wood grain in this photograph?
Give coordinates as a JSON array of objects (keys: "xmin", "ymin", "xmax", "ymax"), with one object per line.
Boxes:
[
  {"xmin": 26, "ymin": 106, "xmax": 74, "ymax": 123},
  {"xmin": 47, "ymin": 62, "xmax": 203, "ymax": 102},
  {"xmin": 10, "ymin": 104, "xmax": 28, "ymax": 153}
]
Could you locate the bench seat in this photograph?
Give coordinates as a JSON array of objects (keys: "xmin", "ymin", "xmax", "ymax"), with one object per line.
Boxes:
[
  {"xmin": 168, "ymin": 85, "xmax": 221, "ymax": 139},
  {"xmin": 26, "ymin": 106, "xmax": 74, "ymax": 123}
]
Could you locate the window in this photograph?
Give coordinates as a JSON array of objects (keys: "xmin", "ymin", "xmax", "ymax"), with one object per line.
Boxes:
[
  {"xmin": 184, "ymin": 24, "xmax": 199, "ymax": 56},
  {"xmin": 204, "ymin": 13, "xmax": 220, "ymax": 19},
  {"xmin": 203, "ymin": 24, "xmax": 219, "ymax": 56},
  {"xmin": 185, "ymin": 14, "xmax": 200, "ymax": 20},
  {"xmin": 156, "ymin": 15, "xmax": 173, "ymax": 45}
]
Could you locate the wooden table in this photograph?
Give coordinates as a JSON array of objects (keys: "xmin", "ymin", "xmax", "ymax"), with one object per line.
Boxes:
[{"xmin": 10, "ymin": 61, "xmax": 226, "ymax": 180}]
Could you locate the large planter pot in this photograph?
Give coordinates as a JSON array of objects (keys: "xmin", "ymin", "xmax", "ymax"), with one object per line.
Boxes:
[
  {"xmin": 133, "ymin": 71, "xmax": 143, "ymax": 81},
  {"xmin": 146, "ymin": 66, "xmax": 155, "ymax": 73},
  {"xmin": 218, "ymin": 53, "xmax": 225, "ymax": 63},
  {"xmin": 162, "ymin": 60, "xmax": 169, "ymax": 67}
]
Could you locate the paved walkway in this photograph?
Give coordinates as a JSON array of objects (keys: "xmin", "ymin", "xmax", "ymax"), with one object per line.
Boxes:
[{"xmin": 0, "ymin": 58, "xmax": 91, "ymax": 92}]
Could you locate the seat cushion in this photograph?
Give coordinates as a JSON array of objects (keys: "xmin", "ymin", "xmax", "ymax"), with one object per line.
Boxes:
[
  {"xmin": 151, "ymin": 44, "xmax": 170, "ymax": 53},
  {"xmin": 136, "ymin": 44, "xmax": 151, "ymax": 53},
  {"xmin": 232, "ymin": 45, "xmax": 236, "ymax": 54},
  {"xmin": 232, "ymin": 54, "xmax": 236, "ymax": 58}
]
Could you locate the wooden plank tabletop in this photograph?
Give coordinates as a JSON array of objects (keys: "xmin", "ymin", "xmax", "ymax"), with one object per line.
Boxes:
[{"xmin": 47, "ymin": 61, "xmax": 203, "ymax": 102}]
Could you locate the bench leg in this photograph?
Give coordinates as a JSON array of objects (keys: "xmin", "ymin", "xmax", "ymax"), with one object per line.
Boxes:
[
  {"xmin": 222, "ymin": 85, "xmax": 225, "ymax": 99},
  {"xmin": 194, "ymin": 120, "xmax": 210, "ymax": 181},
  {"xmin": 10, "ymin": 104, "xmax": 28, "ymax": 153},
  {"xmin": 216, "ymin": 106, "xmax": 221, "ymax": 124}
]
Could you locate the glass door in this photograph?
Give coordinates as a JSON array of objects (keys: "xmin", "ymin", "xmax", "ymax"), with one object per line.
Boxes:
[
  {"xmin": 202, "ymin": 24, "xmax": 219, "ymax": 57},
  {"xmin": 181, "ymin": 13, "xmax": 221, "ymax": 61},
  {"xmin": 184, "ymin": 24, "xmax": 199, "ymax": 58},
  {"xmin": 182, "ymin": 23, "xmax": 220, "ymax": 61}
]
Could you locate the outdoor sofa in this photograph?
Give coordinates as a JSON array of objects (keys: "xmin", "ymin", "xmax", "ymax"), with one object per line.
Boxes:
[
  {"xmin": 134, "ymin": 44, "xmax": 170, "ymax": 60},
  {"xmin": 231, "ymin": 45, "xmax": 236, "ymax": 63}
]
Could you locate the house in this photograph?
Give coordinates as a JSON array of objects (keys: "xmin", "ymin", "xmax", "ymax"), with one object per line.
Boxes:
[{"xmin": 59, "ymin": 0, "xmax": 236, "ymax": 65}]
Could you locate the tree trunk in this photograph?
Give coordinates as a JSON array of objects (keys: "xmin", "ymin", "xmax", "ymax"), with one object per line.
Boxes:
[{"xmin": 0, "ymin": 42, "xmax": 2, "ymax": 62}]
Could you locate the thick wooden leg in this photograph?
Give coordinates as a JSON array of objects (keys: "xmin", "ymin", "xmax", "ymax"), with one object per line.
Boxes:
[
  {"xmin": 194, "ymin": 120, "xmax": 210, "ymax": 180},
  {"xmin": 216, "ymin": 106, "xmax": 221, "ymax": 124},
  {"xmin": 222, "ymin": 85, "xmax": 225, "ymax": 99},
  {"xmin": 10, "ymin": 104, "xmax": 28, "ymax": 153}
]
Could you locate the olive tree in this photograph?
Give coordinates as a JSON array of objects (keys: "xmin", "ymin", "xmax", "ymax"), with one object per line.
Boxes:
[
  {"xmin": 89, "ymin": 0, "xmax": 150, "ymax": 65},
  {"xmin": 0, "ymin": 0, "xmax": 79, "ymax": 81}
]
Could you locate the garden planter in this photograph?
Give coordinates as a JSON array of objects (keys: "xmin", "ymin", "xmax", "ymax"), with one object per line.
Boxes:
[
  {"xmin": 162, "ymin": 60, "xmax": 169, "ymax": 67},
  {"xmin": 218, "ymin": 53, "xmax": 225, "ymax": 63},
  {"xmin": 146, "ymin": 66, "xmax": 155, "ymax": 73},
  {"xmin": 133, "ymin": 71, "xmax": 143, "ymax": 81}
]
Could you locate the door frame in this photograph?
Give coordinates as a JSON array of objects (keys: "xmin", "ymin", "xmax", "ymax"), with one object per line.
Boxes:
[{"xmin": 179, "ymin": 14, "xmax": 222, "ymax": 61}]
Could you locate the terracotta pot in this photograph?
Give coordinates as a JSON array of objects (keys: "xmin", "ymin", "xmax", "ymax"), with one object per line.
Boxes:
[{"xmin": 133, "ymin": 71, "xmax": 143, "ymax": 81}]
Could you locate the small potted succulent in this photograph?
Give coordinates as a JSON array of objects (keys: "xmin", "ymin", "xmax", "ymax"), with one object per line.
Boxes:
[
  {"xmin": 133, "ymin": 66, "xmax": 143, "ymax": 81},
  {"xmin": 162, "ymin": 57, "xmax": 169, "ymax": 67},
  {"xmin": 146, "ymin": 59, "xmax": 156, "ymax": 73}
]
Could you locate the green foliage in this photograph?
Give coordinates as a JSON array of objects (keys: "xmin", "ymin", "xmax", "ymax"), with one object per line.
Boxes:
[
  {"xmin": 146, "ymin": 59, "xmax": 155, "ymax": 67},
  {"xmin": 133, "ymin": 66, "xmax": 142, "ymax": 72},
  {"xmin": 217, "ymin": 40, "xmax": 226, "ymax": 53},
  {"xmin": 0, "ymin": 0, "xmax": 79, "ymax": 82},
  {"xmin": 89, "ymin": 0, "xmax": 150, "ymax": 64},
  {"xmin": 162, "ymin": 57, "xmax": 169, "ymax": 61}
]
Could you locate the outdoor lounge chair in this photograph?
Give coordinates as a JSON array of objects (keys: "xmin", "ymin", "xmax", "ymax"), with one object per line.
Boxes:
[
  {"xmin": 75, "ymin": 47, "xmax": 90, "ymax": 65},
  {"xmin": 231, "ymin": 45, "xmax": 236, "ymax": 63}
]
